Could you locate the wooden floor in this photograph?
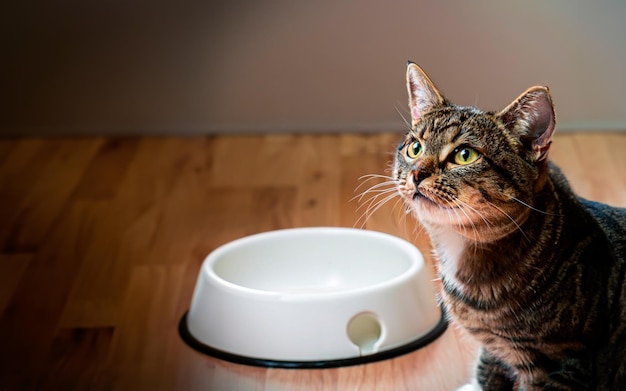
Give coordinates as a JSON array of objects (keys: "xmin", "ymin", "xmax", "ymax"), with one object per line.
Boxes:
[{"xmin": 0, "ymin": 132, "xmax": 625, "ymax": 391}]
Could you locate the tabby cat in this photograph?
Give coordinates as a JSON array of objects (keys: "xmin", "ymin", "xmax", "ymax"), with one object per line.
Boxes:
[{"xmin": 393, "ymin": 62, "xmax": 626, "ymax": 390}]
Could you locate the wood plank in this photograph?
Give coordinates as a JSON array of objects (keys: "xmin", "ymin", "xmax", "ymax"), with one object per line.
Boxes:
[
  {"xmin": 41, "ymin": 327, "xmax": 115, "ymax": 391},
  {"xmin": 57, "ymin": 199, "xmax": 130, "ymax": 324},
  {"xmin": 0, "ymin": 253, "xmax": 32, "ymax": 317},
  {"xmin": 0, "ymin": 138, "xmax": 103, "ymax": 252},
  {"xmin": 72, "ymin": 137, "xmax": 140, "ymax": 200},
  {"xmin": 106, "ymin": 264, "xmax": 186, "ymax": 390},
  {"xmin": 0, "ymin": 138, "xmax": 46, "ymax": 186},
  {"xmin": 0, "ymin": 138, "xmax": 17, "ymax": 167},
  {"xmin": 58, "ymin": 299, "xmax": 118, "ymax": 329},
  {"xmin": 211, "ymin": 134, "xmax": 302, "ymax": 187},
  {"xmin": 294, "ymin": 134, "xmax": 341, "ymax": 227},
  {"xmin": 0, "ymin": 200, "xmax": 101, "ymax": 390}
]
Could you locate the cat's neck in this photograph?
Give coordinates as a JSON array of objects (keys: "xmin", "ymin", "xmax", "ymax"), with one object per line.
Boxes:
[
  {"xmin": 426, "ymin": 226, "xmax": 468, "ymax": 292},
  {"xmin": 428, "ymin": 220, "xmax": 547, "ymax": 301},
  {"xmin": 427, "ymin": 170, "xmax": 563, "ymax": 294}
]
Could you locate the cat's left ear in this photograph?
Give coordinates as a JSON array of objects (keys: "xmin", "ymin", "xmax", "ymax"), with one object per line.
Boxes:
[
  {"xmin": 406, "ymin": 62, "xmax": 445, "ymax": 128},
  {"xmin": 497, "ymin": 86, "xmax": 556, "ymax": 162}
]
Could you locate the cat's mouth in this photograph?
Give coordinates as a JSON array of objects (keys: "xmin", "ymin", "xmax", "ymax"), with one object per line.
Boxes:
[
  {"xmin": 413, "ymin": 187, "xmax": 446, "ymax": 209},
  {"xmin": 412, "ymin": 188, "xmax": 454, "ymax": 210},
  {"xmin": 412, "ymin": 191, "xmax": 434, "ymax": 204}
]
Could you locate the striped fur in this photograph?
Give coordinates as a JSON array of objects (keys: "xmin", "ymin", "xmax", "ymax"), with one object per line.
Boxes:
[{"xmin": 394, "ymin": 63, "xmax": 626, "ymax": 390}]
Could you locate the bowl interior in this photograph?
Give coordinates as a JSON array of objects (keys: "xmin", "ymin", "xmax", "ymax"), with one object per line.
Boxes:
[{"xmin": 212, "ymin": 230, "xmax": 415, "ymax": 294}]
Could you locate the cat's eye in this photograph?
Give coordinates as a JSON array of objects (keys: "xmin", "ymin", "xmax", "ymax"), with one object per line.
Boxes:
[
  {"xmin": 453, "ymin": 147, "xmax": 480, "ymax": 165},
  {"xmin": 407, "ymin": 141, "xmax": 423, "ymax": 159}
]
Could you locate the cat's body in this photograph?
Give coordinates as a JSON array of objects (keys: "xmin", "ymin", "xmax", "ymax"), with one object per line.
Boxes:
[{"xmin": 393, "ymin": 62, "xmax": 626, "ymax": 390}]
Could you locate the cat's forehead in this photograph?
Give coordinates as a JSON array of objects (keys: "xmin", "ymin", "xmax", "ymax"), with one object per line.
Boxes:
[{"xmin": 412, "ymin": 105, "xmax": 493, "ymax": 142}]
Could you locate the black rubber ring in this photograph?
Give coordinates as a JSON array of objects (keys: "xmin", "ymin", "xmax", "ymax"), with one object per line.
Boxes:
[{"xmin": 178, "ymin": 306, "xmax": 448, "ymax": 369}]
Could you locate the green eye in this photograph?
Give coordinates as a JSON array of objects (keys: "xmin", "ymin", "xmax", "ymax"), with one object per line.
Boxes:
[
  {"xmin": 454, "ymin": 147, "xmax": 480, "ymax": 165},
  {"xmin": 407, "ymin": 141, "xmax": 423, "ymax": 159}
]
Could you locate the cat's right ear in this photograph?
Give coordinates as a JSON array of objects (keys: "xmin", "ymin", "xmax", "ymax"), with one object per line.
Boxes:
[
  {"xmin": 496, "ymin": 86, "xmax": 556, "ymax": 162},
  {"xmin": 406, "ymin": 62, "xmax": 445, "ymax": 128}
]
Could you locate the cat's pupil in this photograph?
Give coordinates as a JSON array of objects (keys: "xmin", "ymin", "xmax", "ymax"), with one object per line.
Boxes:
[
  {"xmin": 408, "ymin": 141, "xmax": 422, "ymax": 158},
  {"xmin": 459, "ymin": 149, "xmax": 471, "ymax": 161}
]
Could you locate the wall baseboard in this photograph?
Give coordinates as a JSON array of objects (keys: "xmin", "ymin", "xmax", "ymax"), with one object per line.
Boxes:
[{"xmin": 2, "ymin": 121, "xmax": 625, "ymax": 137}]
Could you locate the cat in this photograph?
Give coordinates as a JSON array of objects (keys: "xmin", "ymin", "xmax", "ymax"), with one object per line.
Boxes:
[{"xmin": 392, "ymin": 62, "xmax": 626, "ymax": 390}]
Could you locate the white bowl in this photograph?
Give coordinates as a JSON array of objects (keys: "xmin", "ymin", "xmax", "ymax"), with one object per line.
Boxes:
[{"xmin": 179, "ymin": 227, "xmax": 446, "ymax": 368}]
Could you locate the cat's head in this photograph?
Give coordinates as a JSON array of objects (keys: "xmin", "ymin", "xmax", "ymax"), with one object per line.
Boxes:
[{"xmin": 394, "ymin": 62, "xmax": 555, "ymax": 241}]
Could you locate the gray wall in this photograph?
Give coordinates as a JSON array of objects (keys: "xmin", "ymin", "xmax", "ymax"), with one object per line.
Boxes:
[{"xmin": 3, "ymin": 0, "xmax": 626, "ymax": 136}]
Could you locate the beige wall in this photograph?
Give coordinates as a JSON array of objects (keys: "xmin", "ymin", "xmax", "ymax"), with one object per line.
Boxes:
[{"xmin": 3, "ymin": 0, "xmax": 626, "ymax": 136}]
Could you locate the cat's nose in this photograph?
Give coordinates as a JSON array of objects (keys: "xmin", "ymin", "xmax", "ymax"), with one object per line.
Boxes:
[{"xmin": 413, "ymin": 170, "xmax": 431, "ymax": 186}]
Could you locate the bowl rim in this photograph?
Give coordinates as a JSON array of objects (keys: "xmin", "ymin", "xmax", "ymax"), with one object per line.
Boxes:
[{"xmin": 203, "ymin": 227, "xmax": 424, "ymax": 300}]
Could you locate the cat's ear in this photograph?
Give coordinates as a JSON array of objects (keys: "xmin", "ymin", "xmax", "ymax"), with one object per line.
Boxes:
[
  {"xmin": 497, "ymin": 86, "xmax": 556, "ymax": 162},
  {"xmin": 406, "ymin": 62, "xmax": 445, "ymax": 127}
]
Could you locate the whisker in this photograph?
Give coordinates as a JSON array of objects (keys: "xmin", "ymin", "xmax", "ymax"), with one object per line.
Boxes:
[
  {"xmin": 354, "ymin": 174, "xmax": 395, "ymax": 192},
  {"xmin": 354, "ymin": 188, "xmax": 398, "ymax": 212},
  {"xmin": 451, "ymin": 198, "xmax": 480, "ymax": 239},
  {"xmin": 357, "ymin": 174, "xmax": 394, "ymax": 181},
  {"xmin": 502, "ymin": 194, "xmax": 561, "ymax": 216},
  {"xmin": 354, "ymin": 192, "xmax": 400, "ymax": 229},
  {"xmin": 355, "ymin": 180, "xmax": 396, "ymax": 194},
  {"xmin": 353, "ymin": 174, "xmax": 398, "ymax": 209},
  {"xmin": 455, "ymin": 198, "xmax": 495, "ymax": 231},
  {"xmin": 351, "ymin": 184, "xmax": 396, "ymax": 203},
  {"xmin": 364, "ymin": 192, "xmax": 399, "ymax": 216},
  {"xmin": 452, "ymin": 200, "xmax": 485, "ymax": 258},
  {"xmin": 352, "ymin": 188, "xmax": 397, "ymax": 205},
  {"xmin": 485, "ymin": 200, "xmax": 530, "ymax": 242},
  {"xmin": 452, "ymin": 199, "xmax": 484, "ymax": 244},
  {"xmin": 395, "ymin": 105, "xmax": 413, "ymax": 131}
]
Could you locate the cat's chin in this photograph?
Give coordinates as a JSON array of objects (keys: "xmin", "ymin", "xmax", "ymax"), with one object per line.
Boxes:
[
  {"xmin": 410, "ymin": 197, "xmax": 511, "ymax": 242},
  {"xmin": 413, "ymin": 201, "xmax": 528, "ymax": 243},
  {"xmin": 410, "ymin": 196, "xmax": 458, "ymax": 226}
]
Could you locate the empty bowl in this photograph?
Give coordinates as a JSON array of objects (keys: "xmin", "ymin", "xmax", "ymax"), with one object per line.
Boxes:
[{"xmin": 179, "ymin": 227, "xmax": 446, "ymax": 368}]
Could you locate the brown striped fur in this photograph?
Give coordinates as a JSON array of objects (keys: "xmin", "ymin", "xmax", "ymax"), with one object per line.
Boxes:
[{"xmin": 394, "ymin": 62, "xmax": 626, "ymax": 390}]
